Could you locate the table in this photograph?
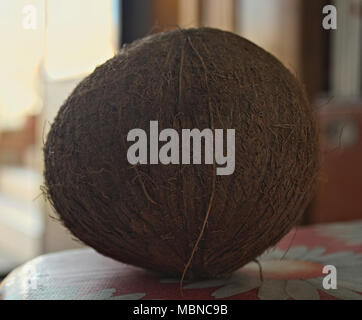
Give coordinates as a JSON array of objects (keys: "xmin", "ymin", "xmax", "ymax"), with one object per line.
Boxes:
[{"xmin": 1, "ymin": 220, "xmax": 362, "ymax": 300}]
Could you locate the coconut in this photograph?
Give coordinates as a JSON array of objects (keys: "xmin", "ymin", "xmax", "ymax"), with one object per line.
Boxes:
[{"xmin": 43, "ymin": 28, "xmax": 320, "ymax": 281}]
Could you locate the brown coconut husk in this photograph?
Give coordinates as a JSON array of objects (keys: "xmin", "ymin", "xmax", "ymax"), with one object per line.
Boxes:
[{"xmin": 43, "ymin": 28, "xmax": 320, "ymax": 282}]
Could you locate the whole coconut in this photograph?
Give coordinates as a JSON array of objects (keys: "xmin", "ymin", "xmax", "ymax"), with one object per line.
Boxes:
[{"xmin": 44, "ymin": 28, "xmax": 319, "ymax": 280}]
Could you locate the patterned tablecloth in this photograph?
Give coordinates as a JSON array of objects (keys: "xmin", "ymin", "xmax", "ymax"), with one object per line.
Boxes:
[{"xmin": 1, "ymin": 220, "xmax": 362, "ymax": 300}]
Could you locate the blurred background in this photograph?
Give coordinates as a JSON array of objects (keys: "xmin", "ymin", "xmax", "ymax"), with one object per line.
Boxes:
[{"xmin": 0, "ymin": 0, "xmax": 361, "ymax": 280}]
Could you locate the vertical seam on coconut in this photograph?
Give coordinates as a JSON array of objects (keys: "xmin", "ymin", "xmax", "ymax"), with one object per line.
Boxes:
[
  {"xmin": 177, "ymin": 33, "xmax": 191, "ymax": 262},
  {"xmin": 180, "ymin": 33, "xmax": 217, "ymax": 292}
]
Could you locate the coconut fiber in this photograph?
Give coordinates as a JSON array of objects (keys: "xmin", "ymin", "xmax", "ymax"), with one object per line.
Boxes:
[{"xmin": 44, "ymin": 28, "xmax": 320, "ymax": 281}]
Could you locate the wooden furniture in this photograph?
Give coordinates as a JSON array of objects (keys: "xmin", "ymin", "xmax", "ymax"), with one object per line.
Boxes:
[
  {"xmin": 0, "ymin": 115, "xmax": 37, "ymax": 165},
  {"xmin": 309, "ymin": 103, "xmax": 362, "ymax": 223}
]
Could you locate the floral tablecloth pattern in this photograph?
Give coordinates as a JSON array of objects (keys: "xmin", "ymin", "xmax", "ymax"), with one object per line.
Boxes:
[{"xmin": 1, "ymin": 220, "xmax": 362, "ymax": 300}]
